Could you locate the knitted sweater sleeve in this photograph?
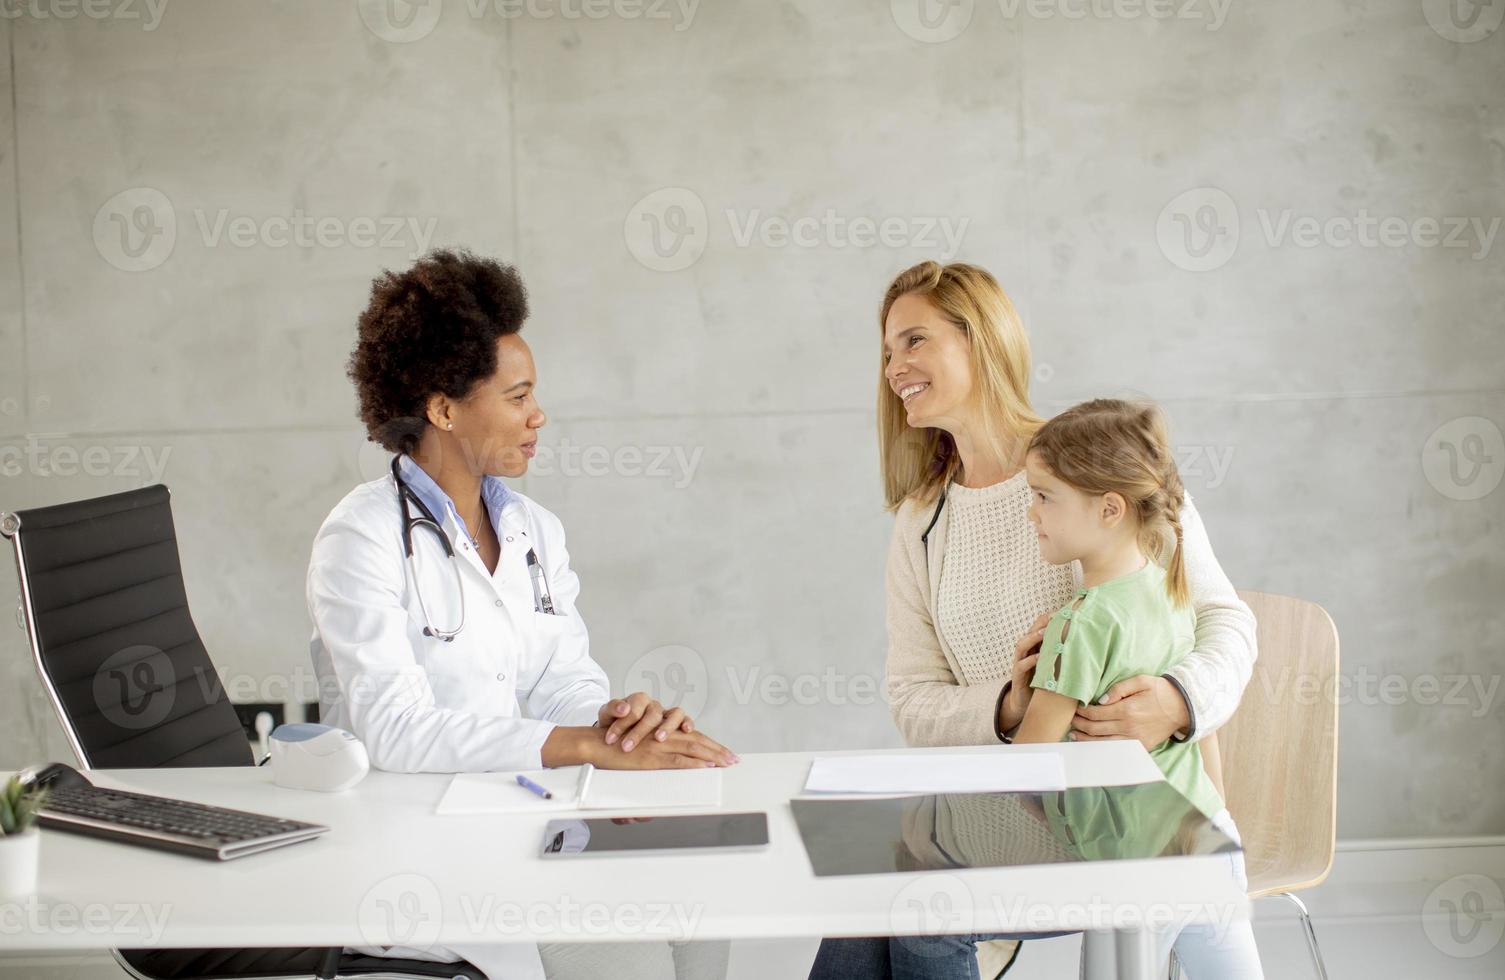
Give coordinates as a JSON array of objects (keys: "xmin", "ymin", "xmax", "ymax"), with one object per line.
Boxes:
[{"xmin": 884, "ymin": 501, "xmax": 1009, "ymax": 747}]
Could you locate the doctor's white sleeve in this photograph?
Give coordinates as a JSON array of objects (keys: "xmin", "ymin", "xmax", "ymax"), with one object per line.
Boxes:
[
  {"xmin": 518, "ymin": 507, "xmax": 611, "ymax": 728},
  {"xmin": 308, "ymin": 514, "xmax": 564, "ymax": 773}
]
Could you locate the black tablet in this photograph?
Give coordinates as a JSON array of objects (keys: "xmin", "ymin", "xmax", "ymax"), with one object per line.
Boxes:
[{"xmin": 540, "ymin": 811, "xmax": 769, "ymax": 857}]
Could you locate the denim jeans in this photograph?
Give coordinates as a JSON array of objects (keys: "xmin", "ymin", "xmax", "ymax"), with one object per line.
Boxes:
[{"xmin": 808, "ymin": 933, "xmax": 1042, "ymax": 980}]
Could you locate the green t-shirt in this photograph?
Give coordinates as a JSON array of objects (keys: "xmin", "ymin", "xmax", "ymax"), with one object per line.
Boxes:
[{"xmin": 1029, "ymin": 561, "xmax": 1224, "ymax": 819}]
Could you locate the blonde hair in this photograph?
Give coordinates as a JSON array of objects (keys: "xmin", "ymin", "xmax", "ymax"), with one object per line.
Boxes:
[
  {"xmin": 878, "ymin": 261, "xmax": 1043, "ymax": 510},
  {"xmin": 1027, "ymin": 398, "xmax": 1189, "ymax": 607}
]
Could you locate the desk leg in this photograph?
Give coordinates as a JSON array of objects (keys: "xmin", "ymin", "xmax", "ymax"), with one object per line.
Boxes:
[{"xmin": 1080, "ymin": 927, "xmax": 1157, "ymax": 980}]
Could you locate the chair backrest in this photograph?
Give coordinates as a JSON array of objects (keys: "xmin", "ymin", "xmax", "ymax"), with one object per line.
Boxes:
[
  {"xmin": 2, "ymin": 485, "xmax": 252, "ymax": 769},
  {"xmin": 1218, "ymin": 590, "xmax": 1340, "ymax": 897}
]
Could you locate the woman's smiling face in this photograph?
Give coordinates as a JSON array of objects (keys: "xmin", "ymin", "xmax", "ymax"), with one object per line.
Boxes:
[
  {"xmin": 882, "ymin": 291, "xmax": 976, "ymax": 434},
  {"xmin": 444, "ymin": 333, "xmax": 547, "ymax": 479}
]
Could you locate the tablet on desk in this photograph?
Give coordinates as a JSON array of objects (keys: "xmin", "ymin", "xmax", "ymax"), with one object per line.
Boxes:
[{"xmin": 540, "ymin": 812, "xmax": 769, "ymax": 857}]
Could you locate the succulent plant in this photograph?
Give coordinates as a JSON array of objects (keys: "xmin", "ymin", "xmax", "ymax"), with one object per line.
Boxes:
[{"xmin": 0, "ymin": 775, "xmax": 47, "ymax": 837}]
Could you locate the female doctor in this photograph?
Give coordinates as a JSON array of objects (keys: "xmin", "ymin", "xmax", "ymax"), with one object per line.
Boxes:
[{"xmin": 307, "ymin": 249, "xmax": 736, "ymax": 980}]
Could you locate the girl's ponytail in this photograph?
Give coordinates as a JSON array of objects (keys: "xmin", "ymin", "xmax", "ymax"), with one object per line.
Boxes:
[{"xmin": 1030, "ymin": 398, "xmax": 1191, "ymax": 606}]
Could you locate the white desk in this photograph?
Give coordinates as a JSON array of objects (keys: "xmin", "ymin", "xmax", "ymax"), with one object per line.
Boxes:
[{"xmin": 4, "ymin": 742, "xmax": 1246, "ymax": 979}]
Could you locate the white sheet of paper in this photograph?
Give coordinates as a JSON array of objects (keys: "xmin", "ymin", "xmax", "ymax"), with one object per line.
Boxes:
[
  {"xmin": 435, "ymin": 768, "xmax": 584, "ymax": 815},
  {"xmin": 802, "ymin": 753, "xmax": 1067, "ymax": 795},
  {"xmin": 578, "ymin": 767, "xmax": 722, "ymax": 810}
]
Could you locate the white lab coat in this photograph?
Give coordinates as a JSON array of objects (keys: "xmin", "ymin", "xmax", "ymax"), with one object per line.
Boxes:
[{"xmin": 306, "ymin": 472, "xmax": 611, "ymax": 979}]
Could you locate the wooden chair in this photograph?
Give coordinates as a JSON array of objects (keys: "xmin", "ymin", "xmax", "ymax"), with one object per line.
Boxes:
[{"xmin": 1197, "ymin": 590, "xmax": 1340, "ymax": 979}]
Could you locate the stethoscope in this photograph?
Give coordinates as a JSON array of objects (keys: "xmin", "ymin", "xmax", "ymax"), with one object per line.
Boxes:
[
  {"xmin": 920, "ymin": 488, "xmax": 948, "ymax": 579},
  {"xmin": 391, "ymin": 456, "xmax": 555, "ymax": 642}
]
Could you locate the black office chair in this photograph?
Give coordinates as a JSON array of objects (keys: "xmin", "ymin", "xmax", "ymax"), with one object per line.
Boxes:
[{"xmin": 2, "ymin": 485, "xmax": 483, "ymax": 980}]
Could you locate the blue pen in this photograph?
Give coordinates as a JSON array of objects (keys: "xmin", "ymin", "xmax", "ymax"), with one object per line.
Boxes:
[{"xmin": 515, "ymin": 774, "xmax": 553, "ymax": 800}]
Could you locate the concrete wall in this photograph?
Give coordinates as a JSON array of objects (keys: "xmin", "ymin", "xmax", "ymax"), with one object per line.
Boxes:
[{"xmin": 0, "ymin": 0, "xmax": 1500, "ymax": 837}]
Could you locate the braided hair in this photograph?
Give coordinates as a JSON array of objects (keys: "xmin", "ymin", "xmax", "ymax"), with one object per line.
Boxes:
[{"xmin": 1027, "ymin": 398, "xmax": 1189, "ymax": 606}]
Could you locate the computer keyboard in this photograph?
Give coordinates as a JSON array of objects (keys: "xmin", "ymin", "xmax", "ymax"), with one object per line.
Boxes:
[{"xmin": 39, "ymin": 782, "xmax": 329, "ymax": 861}]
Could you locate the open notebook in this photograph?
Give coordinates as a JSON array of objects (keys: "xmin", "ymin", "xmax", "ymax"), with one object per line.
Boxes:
[{"xmin": 436, "ymin": 764, "xmax": 722, "ymax": 815}]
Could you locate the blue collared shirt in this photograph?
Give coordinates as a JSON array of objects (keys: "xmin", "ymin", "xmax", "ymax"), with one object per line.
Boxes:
[{"xmin": 397, "ymin": 454, "xmax": 513, "ymax": 542}]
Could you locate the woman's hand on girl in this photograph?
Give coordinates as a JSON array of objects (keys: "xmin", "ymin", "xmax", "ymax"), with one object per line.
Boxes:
[
  {"xmin": 1001, "ymin": 611, "xmax": 1054, "ymax": 731},
  {"xmin": 1069, "ymin": 674, "xmax": 1190, "ymax": 749}
]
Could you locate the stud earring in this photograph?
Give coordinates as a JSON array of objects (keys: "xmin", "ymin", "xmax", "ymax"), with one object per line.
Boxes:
[{"xmin": 447, "ymin": 423, "xmax": 453, "ymax": 430}]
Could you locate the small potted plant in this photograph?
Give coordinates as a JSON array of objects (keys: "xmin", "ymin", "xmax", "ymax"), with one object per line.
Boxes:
[{"xmin": 0, "ymin": 774, "xmax": 47, "ymax": 898}]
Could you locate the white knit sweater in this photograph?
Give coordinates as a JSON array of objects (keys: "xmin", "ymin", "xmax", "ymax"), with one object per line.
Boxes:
[{"xmin": 885, "ymin": 471, "xmax": 1257, "ymax": 747}]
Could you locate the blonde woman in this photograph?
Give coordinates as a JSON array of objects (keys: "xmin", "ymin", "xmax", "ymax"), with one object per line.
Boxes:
[{"xmin": 808, "ymin": 262, "xmax": 1256, "ymax": 980}]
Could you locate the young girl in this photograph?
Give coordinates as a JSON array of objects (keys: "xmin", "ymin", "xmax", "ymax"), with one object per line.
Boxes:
[{"xmin": 1014, "ymin": 398, "xmax": 1264, "ymax": 979}]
